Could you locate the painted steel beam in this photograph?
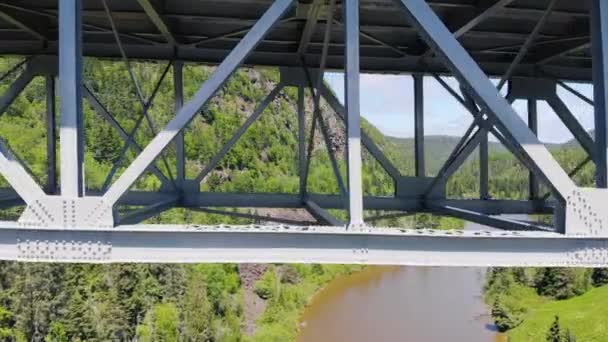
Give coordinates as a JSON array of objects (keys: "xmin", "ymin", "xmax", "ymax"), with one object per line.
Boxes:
[
  {"xmin": 297, "ymin": 0, "xmax": 322, "ymax": 55},
  {"xmin": 452, "ymin": 0, "xmax": 515, "ymax": 40},
  {"xmin": 479, "ymin": 130, "xmax": 489, "ymax": 199},
  {"xmin": 319, "ymin": 83, "xmax": 401, "ymax": 180},
  {"xmin": 414, "ymin": 73, "xmax": 425, "ymax": 177},
  {"xmin": 305, "ymin": 199, "xmax": 344, "ymax": 226},
  {"xmin": 119, "ymin": 195, "xmax": 179, "ymax": 225},
  {"xmin": 496, "ymin": 0, "xmax": 557, "ymax": 90},
  {"xmin": 174, "ymin": 61, "xmax": 185, "ymax": 183},
  {"xmin": 298, "ymin": 85, "xmax": 306, "ymax": 196},
  {"xmin": 135, "ymin": 0, "xmax": 177, "ymax": 46},
  {"xmin": 558, "ymin": 81, "xmax": 594, "ymax": 107},
  {"xmin": 528, "ymin": 100, "xmax": 539, "ymax": 199},
  {"xmin": 424, "ymin": 122, "xmax": 478, "ymax": 195},
  {"xmin": 546, "ymin": 95, "xmax": 595, "ymax": 159},
  {"xmin": 436, "ymin": 199, "xmax": 552, "ymax": 215},
  {"xmin": 192, "ymin": 207, "xmax": 317, "ymax": 226},
  {"xmin": 1, "ymin": 224, "xmax": 608, "ymax": 267},
  {"xmin": 434, "ymin": 205, "xmax": 551, "ymax": 232},
  {"xmin": 416, "ymin": 0, "xmax": 516, "ymax": 58},
  {"xmin": 194, "ymin": 83, "xmax": 284, "ymax": 183},
  {"xmin": 592, "ymin": 0, "xmax": 608, "ymax": 188},
  {"xmin": 45, "ymin": 75, "xmax": 57, "ymax": 194},
  {"xmin": 103, "ymin": 0, "xmax": 294, "ymax": 206},
  {"xmin": 315, "ymin": 110, "xmax": 348, "ymax": 198},
  {"xmin": 398, "ymin": 0, "xmax": 575, "ymax": 202},
  {"xmin": 0, "ymin": 7, "xmax": 47, "ymax": 41},
  {"xmin": 0, "ymin": 68, "xmax": 35, "ymax": 117},
  {"xmin": 82, "ymin": 86, "xmax": 172, "ymax": 187},
  {"xmin": 0, "ymin": 141, "xmax": 45, "ymax": 204},
  {"xmin": 59, "ymin": 0, "xmax": 84, "ymax": 197},
  {"xmin": 537, "ymin": 41, "xmax": 591, "ymax": 65},
  {"xmin": 343, "ymin": 0, "xmax": 364, "ymax": 227}
]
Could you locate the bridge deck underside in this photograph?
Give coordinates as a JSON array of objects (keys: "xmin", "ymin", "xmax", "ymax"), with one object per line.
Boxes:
[
  {"xmin": 1, "ymin": 0, "xmax": 607, "ymax": 266},
  {"xmin": 2, "ymin": 223, "xmax": 605, "ymax": 267},
  {"xmin": 0, "ymin": 0, "xmax": 593, "ymax": 80}
]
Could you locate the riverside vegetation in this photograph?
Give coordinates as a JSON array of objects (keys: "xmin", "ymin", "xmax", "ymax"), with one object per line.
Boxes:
[{"xmin": 0, "ymin": 57, "xmax": 605, "ymax": 341}]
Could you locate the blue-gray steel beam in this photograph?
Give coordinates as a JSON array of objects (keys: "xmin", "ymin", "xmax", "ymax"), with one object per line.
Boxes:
[
  {"xmin": 0, "ymin": 68, "xmax": 34, "ymax": 117},
  {"xmin": 194, "ymin": 83, "xmax": 284, "ymax": 183},
  {"xmin": 2, "ymin": 224, "xmax": 608, "ymax": 267},
  {"xmin": 45, "ymin": 75, "xmax": 57, "ymax": 194},
  {"xmin": 305, "ymin": 199, "xmax": 345, "ymax": 226},
  {"xmin": 0, "ymin": 140, "xmax": 45, "ymax": 204},
  {"xmin": 315, "ymin": 110, "xmax": 348, "ymax": 198},
  {"xmin": 174, "ymin": 61, "xmax": 185, "ymax": 183},
  {"xmin": 398, "ymin": 0, "xmax": 575, "ymax": 203},
  {"xmin": 0, "ymin": 8, "xmax": 46, "ymax": 41},
  {"xmin": 344, "ymin": 0, "xmax": 364, "ymax": 227},
  {"xmin": 418, "ymin": 0, "xmax": 516, "ymax": 59},
  {"xmin": 0, "ymin": 57, "xmax": 29, "ymax": 84},
  {"xmin": 546, "ymin": 95, "xmax": 595, "ymax": 159},
  {"xmin": 183, "ymin": 192, "xmax": 416, "ymax": 211},
  {"xmin": 435, "ymin": 205, "xmax": 552, "ymax": 232},
  {"xmin": 297, "ymin": 0, "xmax": 322, "ymax": 56},
  {"xmin": 104, "ymin": 0, "xmax": 294, "ymax": 206},
  {"xmin": 135, "ymin": 0, "xmax": 177, "ymax": 46},
  {"xmin": 414, "ymin": 73, "xmax": 425, "ymax": 177},
  {"xmin": 592, "ymin": 0, "xmax": 608, "ymax": 188},
  {"xmin": 193, "ymin": 207, "xmax": 318, "ymax": 226},
  {"xmin": 0, "ymin": 2, "xmax": 161, "ymax": 46},
  {"xmin": 119, "ymin": 195, "xmax": 179, "ymax": 225},
  {"xmin": 58, "ymin": 0, "xmax": 84, "ymax": 197},
  {"xmin": 82, "ymin": 87, "xmax": 172, "ymax": 187},
  {"xmin": 538, "ymin": 42, "xmax": 591, "ymax": 66},
  {"xmin": 541, "ymin": 156, "xmax": 592, "ymax": 201},
  {"xmin": 298, "ymin": 85, "xmax": 306, "ymax": 197},
  {"xmin": 557, "ymin": 81, "xmax": 594, "ymax": 107},
  {"xmin": 479, "ymin": 130, "xmax": 489, "ymax": 199},
  {"xmin": 102, "ymin": 0, "xmax": 178, "ymax": 188},
  {"xmin": 319, "ymin": 84, "xmax": 401, "ymax": 181},
  {"xmin": 496, "ymin": 0, "xmax": 557, "ymax": 90},
  {"xmin": 452, "ymin": 0, "xmax": 515, "ymax": 39},
  {"xmin": 424, "ymin": 121, "xmax": 478, "ymax": 196},
  {"xmin": 528, "ymin": 100, "xmax": 539, "ymax": 199}
]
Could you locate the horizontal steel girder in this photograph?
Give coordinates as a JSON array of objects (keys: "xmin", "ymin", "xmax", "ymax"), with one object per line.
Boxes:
[{"xmin": 1, "ymin": 223, "xmax": 608, "ymax": 267}]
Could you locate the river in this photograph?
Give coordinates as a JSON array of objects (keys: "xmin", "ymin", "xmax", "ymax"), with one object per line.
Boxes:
[{"xmin": 297, "ymin": 223, "xmax": 507, "ymax": 342}]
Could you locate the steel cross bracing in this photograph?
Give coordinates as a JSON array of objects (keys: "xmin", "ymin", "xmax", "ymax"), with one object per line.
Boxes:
[{"xmin": 0, "ymin": 0, "xmax": 607, "ymax": 266}]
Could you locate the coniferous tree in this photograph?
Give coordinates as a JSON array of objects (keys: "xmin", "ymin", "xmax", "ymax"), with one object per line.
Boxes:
[
  {"xmin": 591, "ymin": 268, "xmax": 608, "ymax": 287},
  {"xmin": 546, "ymin": 315, "xmax": 563, "ymax": 342}
]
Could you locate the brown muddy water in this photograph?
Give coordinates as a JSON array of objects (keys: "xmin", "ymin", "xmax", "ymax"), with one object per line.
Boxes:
[{"xmin": 297, "ymin": 266, "xmax": 507, "ymax": 342}]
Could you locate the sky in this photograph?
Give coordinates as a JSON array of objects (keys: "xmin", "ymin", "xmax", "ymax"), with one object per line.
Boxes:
[{"xmin": 324, "ymin": 73, "xmax": 594, "ymax": 144}]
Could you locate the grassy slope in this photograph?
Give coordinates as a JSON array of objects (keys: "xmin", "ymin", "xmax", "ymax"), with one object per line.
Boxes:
[{"xmin": 508, "ymin": 285, "xmax": 608, "ymax": 341}]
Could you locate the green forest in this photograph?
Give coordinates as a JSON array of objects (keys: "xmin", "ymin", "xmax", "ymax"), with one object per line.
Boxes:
[{"xmin": 0, "ymin": 56, "xmax": 603, "ymax": 341}]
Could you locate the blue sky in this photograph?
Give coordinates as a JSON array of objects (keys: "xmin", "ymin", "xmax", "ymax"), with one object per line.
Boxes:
[{"xmin": 324, "ymin": 73, "xmax": 594, "ymax": 144}]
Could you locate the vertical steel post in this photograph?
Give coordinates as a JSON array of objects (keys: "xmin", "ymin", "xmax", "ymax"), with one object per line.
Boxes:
[
  {"xmin": 344, "ymin": 0, "xmax": 364, "ymax": 227},
  {"xmin": 479, "ymin": 130, "xmax": 489, "ymax": 199},
  {"xmin": 298, "ymin": 85, "xmax": 306, "ymax": 197},
  {"xmin": 414, "ymin": 73, "xmax": 425, "ymax": 177},
  {"xmin": 528, "ymin": 100, "xmax": 539, "ymax": 199},
  {"xmin": 591, "ymin": 0, "xmax": 608, "ymax": 188},
  {"xmin": 174, "ymin": 61, "xmax": 185, "ymax": 183},
  {"xmin": 59, "ymin": 0, "xmax": 84, "ymax": 197},
  {"xmin": 45, "ymin": 75, "xmax": 57, "ymax": 194}
]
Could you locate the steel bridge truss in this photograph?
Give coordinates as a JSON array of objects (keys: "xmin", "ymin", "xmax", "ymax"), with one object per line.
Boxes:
[{"xmin": 1, "ymin": 0, "xmax": 608, "ymax": 267}]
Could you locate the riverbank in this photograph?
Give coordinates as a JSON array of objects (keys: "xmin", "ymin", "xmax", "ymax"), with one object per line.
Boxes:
[
  {"xmin": 507, "ymin": 285, "xmax": 608, "ymax": 341},
  {"xmin": 484, "ymin": 267, "xmax": 608, "ymax": 341},
  {"xmin": 246, "ymin": 264, "xmax": 363, "ymax": 341}
]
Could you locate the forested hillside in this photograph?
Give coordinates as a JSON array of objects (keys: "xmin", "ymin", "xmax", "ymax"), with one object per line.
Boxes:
[{"xmin": 0, "ymin": 56, "xmax": 600, "ymax": 341}]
